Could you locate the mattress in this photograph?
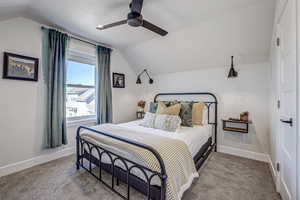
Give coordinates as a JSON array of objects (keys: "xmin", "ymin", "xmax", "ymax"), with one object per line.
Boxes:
[{"xmin": 118, "ymin": 120, "xmax": 213, "ymax": 157}]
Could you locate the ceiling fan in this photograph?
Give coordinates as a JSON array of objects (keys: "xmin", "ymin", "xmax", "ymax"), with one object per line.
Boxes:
[{"xmin": 96, "ymin": 0, "xmax": 168, "ymax": 36}]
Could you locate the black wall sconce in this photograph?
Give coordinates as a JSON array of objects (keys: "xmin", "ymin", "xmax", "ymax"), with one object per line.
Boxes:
[
  {"xmin": 136, "ymin": 69, "xmax": 154, "ymax": 84},
  {"xmin": 228, "ymin": 56, "xmax": 238, "ymax": 78}
]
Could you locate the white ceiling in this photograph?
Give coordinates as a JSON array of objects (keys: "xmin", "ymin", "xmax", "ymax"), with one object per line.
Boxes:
[{"xmin": 0, "ymin": 0, "xmax": 275, "ymax": 74}]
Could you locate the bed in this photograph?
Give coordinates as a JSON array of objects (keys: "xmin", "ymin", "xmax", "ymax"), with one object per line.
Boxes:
[{"xmin": 76, "ymin": 93, "xmax": 218, "ymax": 200}]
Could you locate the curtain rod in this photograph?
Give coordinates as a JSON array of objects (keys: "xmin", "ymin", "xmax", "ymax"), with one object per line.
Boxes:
[{"xmin": 41, "ymin": 25, "xmax": 113, "ymax": 50}]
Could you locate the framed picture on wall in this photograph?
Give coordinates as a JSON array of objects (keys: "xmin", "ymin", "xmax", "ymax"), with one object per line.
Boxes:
[
  {"xmin": 112, "ymin": 72, "xmax": 125, "ymax": 88},
  {"xmin": 3, "ymin": 52, "xmax": 39, "ymax": 81}
]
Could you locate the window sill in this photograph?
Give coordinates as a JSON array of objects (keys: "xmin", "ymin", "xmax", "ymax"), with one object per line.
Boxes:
[{"xmin": 67, "ymin": 118, "xmax": 97, "ymax": 127}]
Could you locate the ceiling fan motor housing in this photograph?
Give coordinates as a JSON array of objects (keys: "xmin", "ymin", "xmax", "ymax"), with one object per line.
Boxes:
[
  {"xmin": 127, "ymin": 12, "xmax": 143, "ymax": 27},
  {"xmin": 97, "ymin": 0, "xmax": 168, "ymax": 36}
]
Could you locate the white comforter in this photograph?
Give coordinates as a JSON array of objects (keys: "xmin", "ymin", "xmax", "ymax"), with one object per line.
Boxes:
[{"xmin": 118, "ymin": 120, "xmax": 213, "ymax": 157}]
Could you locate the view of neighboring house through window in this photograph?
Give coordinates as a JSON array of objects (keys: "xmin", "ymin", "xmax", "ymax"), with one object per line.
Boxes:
[{"xmin": 66, "ymin": 50, "xmax": 96, "ymax": 120}]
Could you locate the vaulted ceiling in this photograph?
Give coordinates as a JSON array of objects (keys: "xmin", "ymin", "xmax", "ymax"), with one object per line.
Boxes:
[{"xmin": 0, "ymin": 0, "xmax": 275, "ymax": 74}]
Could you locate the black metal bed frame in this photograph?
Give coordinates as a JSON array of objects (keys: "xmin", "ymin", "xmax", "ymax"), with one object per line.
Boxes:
[{"xmin": 76, "ymin": 92, "xmax": 218, "ymax": 200}]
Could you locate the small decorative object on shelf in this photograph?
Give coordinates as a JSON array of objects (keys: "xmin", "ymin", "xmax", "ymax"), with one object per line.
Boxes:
[
  {"xmin": 137, "ymin": 100, "xmax": 146, "ymax": 112},
  {"xmin": 137, "ymin": 100, "xmax": 146, "ymax": 119},
  {"xmin": 240, "ymin": 111, "xmax": 249, "ymax": 121},
  {"xmin": 222, "ymin": 118, "xmax": 252, "ymax": 133},
  {"xmin": 136, "ymin": 111, "xmax": 145, "ymax": 119}
]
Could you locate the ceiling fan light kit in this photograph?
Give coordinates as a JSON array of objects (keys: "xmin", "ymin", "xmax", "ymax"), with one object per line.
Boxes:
[{"xmin": 96, "ymin": 0, "xmax": 168, "ymax": 36}]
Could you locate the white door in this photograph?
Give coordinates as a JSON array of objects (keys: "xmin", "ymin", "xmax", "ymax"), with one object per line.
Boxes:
[{"xmin": 278, "ymin": 0, "xmax": 297, "ymax": 199}]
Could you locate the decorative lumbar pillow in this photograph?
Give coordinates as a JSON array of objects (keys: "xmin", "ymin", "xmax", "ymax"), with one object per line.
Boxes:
[
  {"xmin": 192, "ymin": 102, "xmax": 206, "ymax": 125},
  {"xmin": 140, "ymin": 112, "xmax": 156, "ymax": 128},
  {"xmin": 154, "ymin": 114, "xmax": 182, "ymax": 132},
  {"xmin": 156, "ymin": 101, "xmax": 181, "ymax": 116},
  {"xmin": 148, "ymin": 102, "xmax": 158, "ymax": 113},
  {"xmin": 179, "ymin": 102, "xmax": 193, "ymax": 127}
]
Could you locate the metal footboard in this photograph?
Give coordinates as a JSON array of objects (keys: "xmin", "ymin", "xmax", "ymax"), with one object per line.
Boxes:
[{"xmin": 76, "ymin": 126, "xmax": 168, "ymax": 200}]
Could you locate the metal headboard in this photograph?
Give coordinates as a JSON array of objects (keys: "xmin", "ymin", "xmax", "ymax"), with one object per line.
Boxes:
[{"xmin": 154, "ymin": 92, "xmax": 218, "ymax": 151}]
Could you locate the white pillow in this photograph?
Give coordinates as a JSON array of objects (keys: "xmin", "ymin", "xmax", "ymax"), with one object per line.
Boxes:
[
  {"xmin": 154, "ymin": 114, "xmax": 182, "ymax": 132},
  {"xmin": 139, "ymin": 112, "xmax": 156, "ymax": 128}
]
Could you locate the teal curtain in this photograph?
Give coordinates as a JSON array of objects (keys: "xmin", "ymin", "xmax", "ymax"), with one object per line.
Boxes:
[
  {"xmin": 96, "ymin": 46, "xmax": 113, "ymax": 124},
  {"xmin": 42, "ymin": 28, "xmax": 69, "ymax": 148}
]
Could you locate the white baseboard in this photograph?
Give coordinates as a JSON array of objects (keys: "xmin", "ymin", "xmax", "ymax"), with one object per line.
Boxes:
[
  {"xmin": 269, "ymin": 157, "xmax": 278, "ymax": 183},
  {"xmin": 280, "ymin": 177, "xmax": 291, "ymax": 200},
  {"xmin": 218, "ymin": 145, "xmax": 270, "ymax": 162},
  {"xmin": 0, "ymin": 147, "xmax": 75, "ymax": 178},
  {"xmin": 267, "ymin": 155, "xmax": 282, "ymax": 193}
]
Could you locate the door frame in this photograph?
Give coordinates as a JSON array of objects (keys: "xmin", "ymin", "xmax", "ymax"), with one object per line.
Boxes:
[
  {"xmin": 296, "ymin": 0, "xmax": 300, "ymax": 198},
  {"xmin": 275, "ymin": 25, "xmax": 282, "ymax": 194},
  {"xmin": 276, "ymin": 0, "xmax": 299, "ymax": 199}
]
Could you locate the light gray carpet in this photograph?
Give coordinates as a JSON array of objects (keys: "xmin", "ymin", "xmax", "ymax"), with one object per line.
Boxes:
[{"xmin": 0, "ymin": 153, "xmax": 281, "ymax": 200}]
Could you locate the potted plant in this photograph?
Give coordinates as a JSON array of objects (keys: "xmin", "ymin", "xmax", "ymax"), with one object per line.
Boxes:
[{"xmin": 137, "ymin": 100, "xmax": 146, "ymax": 112}]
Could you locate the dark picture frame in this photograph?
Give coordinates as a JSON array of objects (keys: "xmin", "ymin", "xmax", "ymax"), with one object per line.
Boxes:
[
  {"xmin": 3, "ymin": 52, "xmax": 39, "ymax": 82},
  {"xmin": 112, "ymin": 72, "xmax": 125, "ymax": 88}
]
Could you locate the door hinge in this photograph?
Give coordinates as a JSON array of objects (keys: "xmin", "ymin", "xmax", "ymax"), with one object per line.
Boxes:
[
  {"xmin": 277, "ymin": 100, "xmax": 280, "ymax": 109},
  {"xmin": 276, "ymin": 163, "xmax": 280, "ymax": 172},
  {"xmin": 276, "ymin": 38, "xmax": 280, "ymax": 46}
]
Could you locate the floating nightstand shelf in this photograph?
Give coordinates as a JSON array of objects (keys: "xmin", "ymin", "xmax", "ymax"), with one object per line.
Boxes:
[{"xmin": 222, "ymin": 119, "xmax": 252, "ymax": 133}]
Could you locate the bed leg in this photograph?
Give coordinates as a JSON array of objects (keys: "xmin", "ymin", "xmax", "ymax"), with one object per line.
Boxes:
[
  {"xmin": 116, "ymin": 178, "xmax": 119, "ymax": 186},
  {"xmin": 76, "ymin": 162, "xmax": 80, "ymax": 170}
]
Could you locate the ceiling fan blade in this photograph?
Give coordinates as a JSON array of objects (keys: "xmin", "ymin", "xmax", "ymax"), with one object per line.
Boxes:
[
  {"xmin": 142, "ymin": 20, "xmax": 168, "ymax": 36},
  {"xmin": 130, "ymin": 0, "xmax": 144, "ymax": 13},
  {"xmin": 96, "ymin": 20, "xmax": 127, "ymax": 30}
]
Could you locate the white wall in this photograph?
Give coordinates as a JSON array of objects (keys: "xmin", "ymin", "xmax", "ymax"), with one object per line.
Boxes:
[
  {"xmin": 111, "ymin": 51, "xmax": 140, "ymax": 123},
  {"xmin": 0, "ymin": 17, "xmax": 139, "ymax": 170},
  {"xmin": 142, "ymin": 63, "xmax": 271, "ymax": 154}
]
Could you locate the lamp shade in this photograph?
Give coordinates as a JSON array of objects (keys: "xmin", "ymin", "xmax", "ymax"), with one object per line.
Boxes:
[
  {"xmin": 228, "ymin": 56, "xmax": 238, "ymax": 78},
  {"xmin": 149, "ymin": 78, "xmax": 154, "ymax": 84},
  {"xmin": 136, "ymin": 77, "xmax": 142, "ymax": 84},
  {"xmin": 228, "ymin": 67, "xmax": 238, "ymax": 78}
]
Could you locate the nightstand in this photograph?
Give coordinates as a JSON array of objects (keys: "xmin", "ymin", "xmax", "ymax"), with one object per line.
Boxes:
[
  {"xmin": 222, "ymin": 119, "xmax": 252, "ymax": 133},
  {"xmin": 136, "ymin": 111, "xmax": 145, "ymax": 119}
]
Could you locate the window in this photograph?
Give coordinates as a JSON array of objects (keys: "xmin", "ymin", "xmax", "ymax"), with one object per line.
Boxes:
[{"xmin": 66, "ymin": 50, "xmax": 96, "ymax": 121}]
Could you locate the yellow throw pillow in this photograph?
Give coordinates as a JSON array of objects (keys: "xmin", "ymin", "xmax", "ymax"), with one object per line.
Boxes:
[
  {"xmin": 192, "ymin": 102, "xmax": 205, "ymax": 125},
  {"xmin": 156, "ymin": 101, "xmax": 181, "ymax": 116},
  {"xmin": 156, "ymin": 101, "xmax": 167, "ymax": 114}
]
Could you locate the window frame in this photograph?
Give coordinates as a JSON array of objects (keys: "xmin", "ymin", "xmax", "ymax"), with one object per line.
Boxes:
[{"xmin": 66, "ymin": 49, "xmax": 97, "ymax": 123}]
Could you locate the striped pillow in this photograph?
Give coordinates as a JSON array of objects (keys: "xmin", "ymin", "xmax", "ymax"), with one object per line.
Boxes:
[
  {"xmin": 154, "ymin": 114, "xmax": 182, "ymax": 132},
  {"xmin": 139, "ymin": 112, "xmax": 156, "ymax": 128}
]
